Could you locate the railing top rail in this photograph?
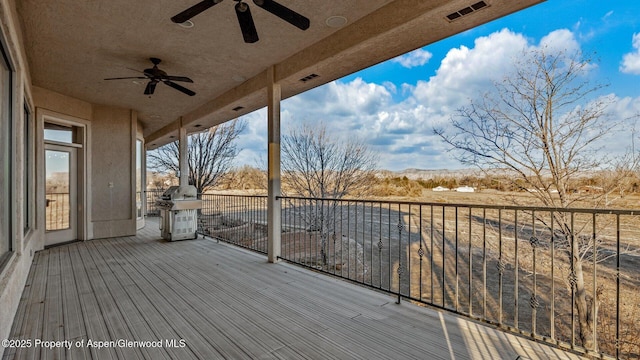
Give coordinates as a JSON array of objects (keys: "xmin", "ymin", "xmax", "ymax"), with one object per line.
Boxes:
[
  {"xmin": 199, "ymin": 193, "xmax": 268, "ymax": 199},
  {"xmin": 277, "ymin": 195, "xmax": 640, "ymax": 215}
]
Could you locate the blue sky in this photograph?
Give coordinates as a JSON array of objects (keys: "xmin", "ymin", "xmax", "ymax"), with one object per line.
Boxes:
[{"xmin": 235, "ymin": 1, "xmax": 640, "ymax": 171}]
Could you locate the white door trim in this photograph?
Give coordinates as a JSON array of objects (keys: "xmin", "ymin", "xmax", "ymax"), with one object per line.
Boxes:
[{"xmin": 44, "ymin": 144, "xmax": 77, "ymax": 245}]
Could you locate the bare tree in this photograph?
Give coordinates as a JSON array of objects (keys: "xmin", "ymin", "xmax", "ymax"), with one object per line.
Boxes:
[
  {"xmin": 282, "ymin": 122, "xmax": 377, "ymax": 265},
  {"xmin": 435, "ymin": 47, "xmax": 638, "ymax": 351},
  {"xmin": 148, "ymin": 119, "xmax": 246, "ymax": 194},
  {"xmin": 218, "ymin": 165, "xmax": 267, "ymax": 192}
]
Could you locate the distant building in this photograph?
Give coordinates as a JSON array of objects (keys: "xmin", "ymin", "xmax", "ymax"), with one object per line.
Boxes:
[
  {"xmin": 455, "ymin": 186, "xmax": 475, "ymax": 193},
  {"xmin": 432, "ymin": 186, "xmax": 450, "ymax": 192}
]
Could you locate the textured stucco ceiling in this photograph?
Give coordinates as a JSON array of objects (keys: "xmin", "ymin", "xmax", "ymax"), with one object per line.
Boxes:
[{"xmin": 16, "ymin": 0, "xmax": 544, "ymax": 148}]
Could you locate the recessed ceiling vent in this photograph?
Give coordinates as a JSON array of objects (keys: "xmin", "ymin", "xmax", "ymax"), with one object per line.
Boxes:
[
  {"xmin": 446, "ymin": 1, "xmax": 488, "ymax": 21},
  {"xmin": 300, "ymin": 73, "xmax": 319, "ymax": 82},
  {"xmin": 232, "ymin": 106, "xmax": 244, "ymax": 112}
]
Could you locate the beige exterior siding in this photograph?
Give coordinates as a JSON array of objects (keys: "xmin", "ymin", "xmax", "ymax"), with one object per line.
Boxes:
[
  {"xmin": 0, "ymin": 2, "xmax": 139, "ymax": 354},
  {"xmin": 91, "ymin": 105, "xmax": 137, "ymax": 238}
]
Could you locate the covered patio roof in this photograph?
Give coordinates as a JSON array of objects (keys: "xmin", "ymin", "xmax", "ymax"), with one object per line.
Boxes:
[
  {"xmin": 6, "ymin": 222, "xmax": 584, "ymax": 359},
  {"xmin": 17, "ymin": 0, "xmax": 544, "ymax": 148}
]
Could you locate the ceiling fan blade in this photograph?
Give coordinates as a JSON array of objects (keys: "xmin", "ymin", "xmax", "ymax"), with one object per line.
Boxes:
[
  {"xmin": 144, "ymin": 81, "xmax": 157, "ymax": 95},
  {"xmin": 171, "ymin": 0, "xmax": 222, "ymax": 23},
  {"xmin": 104, "ymin": 76, "xmax": 147, "ymax": 80},
  {"xmin": 252, "ymin": 0, "xmax": 309, "ymax": 30},
  {"xmin": 126, "ymin": 67, "xmax": 146, "ymax": 74},
  {"xmin": 164, "ymin": 81, "xmax": 196, "ymax": 96},
  {"xmin": 235, "ymin": 2, "xmax": 259, "ymax": 43},
  {"xmin": 163, "ymin": 75, "xmax": 194, "ymax": 83}
]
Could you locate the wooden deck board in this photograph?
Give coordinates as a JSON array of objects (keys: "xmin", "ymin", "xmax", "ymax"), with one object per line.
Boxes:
[
  {"xmin": 59, "ymin": 246, "xmax": 91, "ymax": 360},
  {"xmin": 69, "ymin": 244, "xmax": 120, "ymax": 360},
  {"xmin": 3, "ymin": 246, "xmax": 38, "ymax": 360},
  {"xmin": 117, "ymin": 240, "xmax": 290, "ymax": 359},
  {"xmin": 4, "ymin": 220, "xmax": 586, "ymax": 360},
  {"xmin": 42, "ymin": 248, "xmax": 64, "ymax": 360},
  {"xmin": 104, "ymin": 238, "xmax": 233, "ymax": 359},
  {"xmin": 85, "ymin": 241, "xmax": 170, "ymax": 360},
  {"xmin": 13, "ymin": 252, "xmax": 48, "ymax": 360}
]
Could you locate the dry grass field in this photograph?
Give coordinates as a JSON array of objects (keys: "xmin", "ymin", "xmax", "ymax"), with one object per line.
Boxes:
[{"xmin": 45, "ymin": 192, "xmax": 70, "ymax": 231}]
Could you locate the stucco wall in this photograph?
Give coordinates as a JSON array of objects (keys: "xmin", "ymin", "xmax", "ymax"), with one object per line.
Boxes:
[
  {"xmin": 32, "ymin": 86, "xmax": 92, "ymax": 120},
  {"xmin": 91, "ymin": 105, "xmax": 137, "ymax": 238},
  {"xmin": 32, "ymin": 88, "xmax": 138, "ymax": 239},
  {"xmin": 0, "ymin": 37, "xmax": 138, "ymax": 360},
  {"xmin": 0, "ymin": 0, "xmax": 39, "ymax": 355}
]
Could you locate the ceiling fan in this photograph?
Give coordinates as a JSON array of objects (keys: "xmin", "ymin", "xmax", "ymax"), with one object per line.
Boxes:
[
  {"xmin": 171, "ymin": 0, "xmax": 310, "ymax": 43},
  {"xmin": 104, "ymin": 58, "xmax": 196, "ymax": 96}
]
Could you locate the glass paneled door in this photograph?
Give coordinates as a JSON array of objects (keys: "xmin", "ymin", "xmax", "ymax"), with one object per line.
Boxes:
[{"xmin": 45, "ymin": 144, "xmax": 77, "ymax": 246}]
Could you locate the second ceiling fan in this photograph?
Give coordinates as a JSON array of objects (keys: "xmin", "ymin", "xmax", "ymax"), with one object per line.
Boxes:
[{"xmin": 171, "ymin": 0, "xmax": 310, "ymax": 43}]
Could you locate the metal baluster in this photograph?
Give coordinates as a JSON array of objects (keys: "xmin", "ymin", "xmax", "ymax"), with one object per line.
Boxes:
[
  {"xmin": 234, "ymin": 195, "xmax": 238, "ymax": 245},
  {"xmin": 331, "ymin": 201, "xmax": 342, "ymax": 275},
  {"xmin": 455, "ymin": 206, "xmax": 459, "ymax": 312},
  {"xmin": 570, "ymin": 211, "xmax": 576, "ymax": 349},
  {"xmin": 408, "ymin": 204, "xmax": 412, "ymax": 299},
  {"xmin": 550, "ymin": 210, "xmax": 555, "ymax": 340},
  {"xmin": 530, "ymin": 211, "xmax": 539, "ymax": 335},
  {"xmin": 616, "ymin": 214, "xmax": 620, "ymax": 359},
  {"xmin": 369, "ymin": 202, "xmax": 373, "ymax": 286},
  {"xmin": 442, "ymin": 206, "xmax": 446, "ymax": 308},
  {"xmin": 592, "ymin": 212, "xmax": 597, "ymax": 351},
  {"xmin": 498, "ymin": 208, "xmax": 503, "ymax": 325},
  {"xmin": 304, "ymin": 198, "xmax": 308, "ymax": 265},
  {"xmin": 468, "ymin": 207, "xmax": 472, "ymax": 316},
  {"xmin": 431, "ymin": 205, "xmax": 435, "ymax": 304},
  {"xmin": 388, "ymin": 203, "xmax": 391, "ymax": 291},
  {"xmin": 397, "ymin": 203, "xmax": 403, "ymax": 304},
  {"xmin": 419, "ymin": 205, "xmax": 424, "ymax": 302},
  {"xmin": 347, "ymin": 201, "xmax": 351, "ymax": 278},
  {"xmin": 317, "ymin": 199, "xmax": 321, "ymax": 268},
  {"xmin": 363, "ymin": 201, "xmax": 366, "ymax": 283},
  {"xmin": 378, "ymin": 202, "xmax": 383, "ymax": 289},
  {"xmin": 514, "ymin": 210, "xmax": 519, "ymax": 328}
]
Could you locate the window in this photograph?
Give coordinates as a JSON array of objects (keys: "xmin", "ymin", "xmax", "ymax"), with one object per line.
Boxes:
[
  {"xmin": 44, "ymin": 122, "xmax": 74, "ymax": 143},
  {"xmin": 0, "ymin": 40, "xmax": 13, "ymax": 264},
  {"xmin": 23, "ymin": 103, "xmax": 31, "ymax": 234}
]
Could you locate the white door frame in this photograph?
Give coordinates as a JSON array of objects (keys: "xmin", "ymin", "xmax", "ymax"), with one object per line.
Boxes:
[
  {"xmin": 44, "ymin": 143, "xmax": 78, "ymax": 245},
  {"xmin": 38, "ymin": 109, "xmax": 92, "ymax": 247}
]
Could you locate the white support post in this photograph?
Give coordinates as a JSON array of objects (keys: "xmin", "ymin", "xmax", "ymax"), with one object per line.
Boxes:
[
  {"xmin": 178, "ymin": 118, "xmax": 188, "ymax": 187},
  {"xmin": 267, "ymin": 66, "xmax": 282, "ymax": 263}
]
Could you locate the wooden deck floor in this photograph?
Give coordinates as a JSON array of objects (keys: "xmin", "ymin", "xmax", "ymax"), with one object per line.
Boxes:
[{"xmin": 3, "ymin": 221, "xmax": 586, "ymax": 360}]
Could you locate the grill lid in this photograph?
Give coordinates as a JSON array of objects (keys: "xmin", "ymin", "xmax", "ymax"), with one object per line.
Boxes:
[{"xmin": 160, "ymin": 185, "xmax": 198, "ymax": 200}]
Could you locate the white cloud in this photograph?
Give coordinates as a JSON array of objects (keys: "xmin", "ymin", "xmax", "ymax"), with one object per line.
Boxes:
[
  {"xmin": 620, "ymin": 33, "xmax": 640, "ymax": 75},
  {"xmin": 538, "ymin": 29, "xmax": 580, "ymax": 55},
  {"xmin": 234, "ymin": 109, "xmax": 268, "ymax": 168},
  {"xmin": 234, "ymin": 28, "xmax": 638, "ymax": 171},
  {"xmin": 391, "ymin": 48, "xmax": 433, "ymax": 68},
  {"xmin": 412, "ymin": 28, "xmax": 530, "ymax": 110},
  {"xmin": 597, "ymin": 95, "xmax": 640, "ymax": 156}
]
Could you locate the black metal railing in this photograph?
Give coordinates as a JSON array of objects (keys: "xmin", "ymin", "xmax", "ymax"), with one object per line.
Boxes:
[
  {"xmin": 45, "ymin": 192, "xmax": 70, "ymax": 231},
  {"xmin": 145, "ymin": 189, "xmax": 165, "ymax": 216},
  {"xmin": 198, "ymin": 193, "xmax": 268, "ymax": 254},
  {"xmin": 277, "ymin": 196, "xmax": 639, "ymax": 359},
  {"xmin": 175, "ymin": 190, "xmax": 640, "ymax": 358}
]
